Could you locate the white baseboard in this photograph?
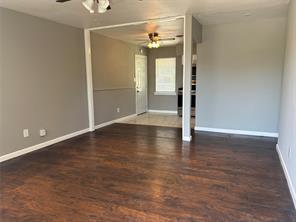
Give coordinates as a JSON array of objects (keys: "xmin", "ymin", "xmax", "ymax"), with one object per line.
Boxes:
[
  {"xmin": 115, "ymin": 114, "xmax": 137, "ymax": 122},
  {"xmin": 0, "ymin": 128, "xmax": 89, "ymax": 163},
  {"xmin": 0, "ymin": 114, "xmax": 137, "ymax": 163},
  {"xmin": 148, "ymin": 110, "xmax": 178, "ymax": 114},
  {"xmin": 183, "ymin": 136, "xmax": 192, "ymax": 142},
  {"xmin": 276, "ymin": 144, "xmax": 296, "ymax": 209},
  {"xmin": 194, "ymin": 126, "xmax": 278, "ymax": 138},
  {"xmin": 95, "ymin": 114, "xmax": 137, "ymax": 129}
]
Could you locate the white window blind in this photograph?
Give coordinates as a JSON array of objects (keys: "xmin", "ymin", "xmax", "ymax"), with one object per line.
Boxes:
[{"xmin": 155, "ymin": 58, "xmax": 176, "ymax": 95}]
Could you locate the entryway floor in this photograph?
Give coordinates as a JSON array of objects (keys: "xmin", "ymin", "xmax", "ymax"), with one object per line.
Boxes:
[{"xmin": 118, "ymin": 112, "xmax": 195, "ymax": 128}]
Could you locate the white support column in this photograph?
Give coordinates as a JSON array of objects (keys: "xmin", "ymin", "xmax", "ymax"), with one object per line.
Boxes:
[
  {"xmin": 84, "ymin": 29, "xmax": 95, "ymax": 132},
  {"xmin": 182, "ymin": 14, "xmax": 193, "ymax": 142}
]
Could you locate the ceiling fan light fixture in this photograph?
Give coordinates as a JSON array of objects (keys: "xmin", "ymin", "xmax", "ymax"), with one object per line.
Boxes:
[
  {"xmin": 98, "ymin": 7, "xmax": 106, "ymax": 13},
  {"xmin": 82, "ymin": 0, "xmax": 111, "ymax": 13},
  {"xmin": 147, "ymin": 32, "xmax": 161, "ymax": 48},
  {"xmin": 148, "ymin": 41, "xmax": 160, "ymax": 49},
  {"xmin": 82, "ymin": 0, "xmax": 95, "ymax": 13},
  {"xmin": 98, "ymin": 0, "xmax": 110, "ymax": 13},
  {"xmin": 153, "ymin": 41, "xmax": 160, "ymax": 48}
]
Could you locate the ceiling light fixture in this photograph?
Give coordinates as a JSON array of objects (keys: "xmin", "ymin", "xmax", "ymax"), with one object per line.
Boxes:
[
  {"xmin": 147, "ymin": 32, "xmax": 161, "ymax": 49},
  {"xmin": 82, "ymin": 0, "xmax": 95, "ymax": 13},
  {"xmin": 148, "ymin": 41, "xmax": 160, "ymax": 49},
  {"xmin": 82, "ymin": 0, "xmax": 111, "ymax": 14}
]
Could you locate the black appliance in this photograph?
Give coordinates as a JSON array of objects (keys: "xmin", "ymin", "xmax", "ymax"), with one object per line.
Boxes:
[{"xmin": 178, "ymin": 66, "xmax": 196, "ymax": 116}]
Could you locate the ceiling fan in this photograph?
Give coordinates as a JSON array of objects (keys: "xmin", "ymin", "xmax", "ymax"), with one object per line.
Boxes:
[
  {"xmin": 56, "ymin": 0, "xmax": 111, "ymax": 14},
  {"xmin": 146, "ymin": 32, "xmax": 181, "ymax": 49}
]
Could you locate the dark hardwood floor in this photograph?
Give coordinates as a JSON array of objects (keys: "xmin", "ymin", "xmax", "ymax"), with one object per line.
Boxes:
[{"xmin": 1, "ymin": 123, "xmax": 295, "ymax": 222}]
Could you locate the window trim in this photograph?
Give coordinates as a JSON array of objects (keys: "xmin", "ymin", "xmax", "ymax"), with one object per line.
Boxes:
[
  {"xmin": 154, "ymin": 91, "xmax": 177, "ymax": 96},
  {"xmin": 155, "ymin": 57, "xmax": 176, "ymax": 96}
]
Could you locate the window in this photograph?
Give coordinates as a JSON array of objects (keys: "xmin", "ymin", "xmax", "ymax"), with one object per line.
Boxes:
[{"xmin": 155, "ymin": 57, "xmax": 176, "ymax": 95}]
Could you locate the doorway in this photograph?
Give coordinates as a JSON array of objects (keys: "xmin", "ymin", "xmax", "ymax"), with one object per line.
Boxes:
[{"xmin": 135, "ymin": 55, "xmax": 148, "ymax": 115}]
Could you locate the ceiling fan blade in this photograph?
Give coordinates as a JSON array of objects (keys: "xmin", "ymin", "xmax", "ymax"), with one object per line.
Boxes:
[
  {"xmin": 159, "ymin": 38, "xmax": 176, "ymax": 41},
  {"xmin": 56, "ymin": 0, "xmax": 71, "ymax": 3},
  {"xmin": 135, "ymin": 40, "xmax": 148, "ymax": 44}
]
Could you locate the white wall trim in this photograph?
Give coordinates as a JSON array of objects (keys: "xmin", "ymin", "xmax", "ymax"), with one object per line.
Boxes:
[
  {"xmin": 195, "ymin": 126, "xmax": 278, "ymax": 138},
  {"xmin": 183, "ymin": 136, "xmax": 192, "ymax": 142},
  {"xmin": 154, "ymin": 91, "xmax": 177, "ymax": 96},
  {"xmin": 0, "ymin": 113, "xmax": 138, "ymax": 163},
  {"xmin": 148, "ymin": 110, "xmax": 178, "ymax": 114},
  {"xmin": 182, "ymin": 14, "xmax": 193, "ymax": 142},
  {"xmin": 95, "ymin": 114, "xmax": 137, "ymax": 129},
  {"xmin": 87, "ymin": 16, "xmax": 184, "ymax": 31},
  {"xmin": 0, "ymin": 128, "xmax": 89, "ymax": 163},
  {"xmin": 276, "ymin": 144, "xmax": 296, "ymax": 209},
  {"xmin": 84, "ymin": 29, "xmax": 95, "ymax": 132}
]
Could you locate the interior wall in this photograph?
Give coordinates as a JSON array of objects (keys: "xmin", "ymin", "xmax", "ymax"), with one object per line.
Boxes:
[
  {"xmin": 278, "ymin": 0, "xmax": 296, "ymax": 207},
  {"xmin": 0, "ymin": 8, "xmax": 88, "ymax": 156},
  {"xmin": 196, "ymin": 17, "xmax": 287, "ymax": 133},
  {"xmin": 147, "ymin": 46, "xmax": 183, "ymax": 111},
  {"xmin": 90, "ymin": 32, "xmax": 147, "ymax": 125},
  {"xmin": 192, "ymin": 16, "xmax": 203, "ymax": 44}
]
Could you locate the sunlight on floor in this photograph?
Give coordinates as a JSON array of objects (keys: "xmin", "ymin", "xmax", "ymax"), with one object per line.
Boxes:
[{"xmin": 117, "ymin": 113, "xmax": 195, "ymax": 128}]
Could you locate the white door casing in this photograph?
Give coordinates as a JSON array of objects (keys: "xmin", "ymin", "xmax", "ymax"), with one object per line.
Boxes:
[{"xmin": 135, "ymin": 55, "xmax": 148, "ymax": 115}]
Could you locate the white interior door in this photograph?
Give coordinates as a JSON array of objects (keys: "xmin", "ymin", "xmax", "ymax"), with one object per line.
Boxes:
[{"xmin": 135, "ymin": 55, "xmax": 148, "ymax": 115}]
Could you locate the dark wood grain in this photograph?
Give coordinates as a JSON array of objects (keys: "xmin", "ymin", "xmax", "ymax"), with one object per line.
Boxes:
[{"xmin": 1, "ymin": 123, "xmax": 295, "ymax": 222}]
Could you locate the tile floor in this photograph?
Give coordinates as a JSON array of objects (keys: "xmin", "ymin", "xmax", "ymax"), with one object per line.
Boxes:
[{"xmin": 118, "ymin": 112, "xmax": 195, "ymax": 128}]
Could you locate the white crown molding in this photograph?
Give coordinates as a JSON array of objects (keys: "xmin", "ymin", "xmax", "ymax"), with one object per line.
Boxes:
[
  {"xmin": 195, "ymin": 126, "xmax": 278, "ymax": 138},
  {"xmin": 276, "ymin": 144, "xmax": 296, "ymax": 209},
  {"xmin": 0, "ymin": 128, "xmax": 89, "ymax": 163}
]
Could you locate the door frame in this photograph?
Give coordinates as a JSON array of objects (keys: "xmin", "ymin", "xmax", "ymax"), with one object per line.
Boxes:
[
  {"xmin": 83, "ymin": 16, "xmax": 187, "ymax": 137},
  {"xmin": 135, "ymin": 54, "xmax": 148, "ymax": 115}
]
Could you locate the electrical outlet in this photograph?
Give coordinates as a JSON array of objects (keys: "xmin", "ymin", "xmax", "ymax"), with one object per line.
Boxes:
[
  {"xmin": 23, "ymin": 129, "xmax": 29, "ymax": 138},
  {"xmin": 117, "ymin": 107, "xmax": 120, "ymax": 113},
  {"xmin": 288, "ymin": 145, "xmax": 292, "ymax": 158},
  {"xmin": 40, "ymin": 129, "xmax": 47, "ymax": 137}
]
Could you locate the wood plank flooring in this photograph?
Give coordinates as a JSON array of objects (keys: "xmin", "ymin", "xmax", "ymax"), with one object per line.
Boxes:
[{"xmin": 1, "ymin": 123, "xmax": 295, "ymax": 222}]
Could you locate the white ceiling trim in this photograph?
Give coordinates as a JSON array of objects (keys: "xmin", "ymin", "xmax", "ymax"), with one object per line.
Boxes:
[{"xmin": 87, "ymin": 15, "xmax": 184, "ymax": 31}]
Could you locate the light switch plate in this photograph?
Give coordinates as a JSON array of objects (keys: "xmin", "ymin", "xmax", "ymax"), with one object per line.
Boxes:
[
  {"xmin": 23, "ymin": 129, "xmax": 29, "ymax": 138},
  {"xmin": 288, "ymin": 145, "xmax": 292, "ymax": 158},
  {"xmin": 40, "ymin": 129, "xmax": 47, "ymax": 137}
]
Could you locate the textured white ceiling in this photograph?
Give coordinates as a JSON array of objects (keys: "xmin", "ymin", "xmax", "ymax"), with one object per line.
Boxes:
[
  {"xmin": 93, "ymin": 18, "xmax": 184, "ymax": 47},
  {"xmin": 0, "ymin": 0, "xmax": 290, "ymax": 28}
]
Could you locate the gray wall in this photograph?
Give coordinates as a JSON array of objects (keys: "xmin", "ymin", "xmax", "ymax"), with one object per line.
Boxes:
[
  {"xmin": 192, "ymin": 16, "xmax": 202, "ymax": 44},
  {"xmin": 196, "ymin": 17, "xmax": 287, "ymax": 133},
  {"xmin": 278, "ymin": 0, "xmax": 296, "ymax": 206},
  {"xmin": 147, "ymin": 46, "xmax": 183, "ymax": 111},
  {"xmin": 0, "ymin": 8, "xmax": 88, "ymax": 156},
  {"xmin": 90, "ymin": 32, "xmax": 146, "ymax": 125}
]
